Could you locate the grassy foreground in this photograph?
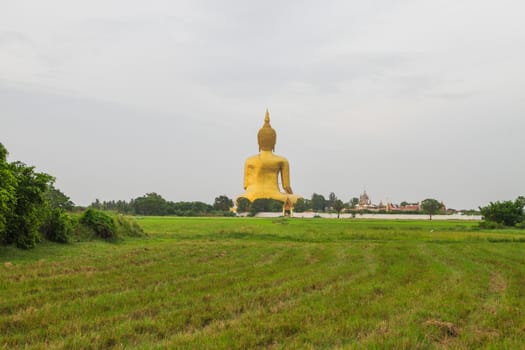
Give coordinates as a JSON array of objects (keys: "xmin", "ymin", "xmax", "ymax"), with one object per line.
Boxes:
[{"xmin": 1, "ymin": 217, "xmax": 525, "ymax": 349}]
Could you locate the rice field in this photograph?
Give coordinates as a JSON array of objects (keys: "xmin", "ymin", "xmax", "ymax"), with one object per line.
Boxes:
[{"xmin": 1, "ymin": 217, "xmax": 524, "ymax": 349}]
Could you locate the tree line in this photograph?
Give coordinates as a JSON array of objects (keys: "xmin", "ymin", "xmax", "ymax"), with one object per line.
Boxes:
[
  {"xmin": 89, "ymin": 193, "xmax": 235, "ymax": 216},
  {"xmin": 87, "ymin": 192, "xmax": 453, "ymax": 218},
  {"xmin": 90, "ymin": 192, "xmax": 358, "ymax": 217}
]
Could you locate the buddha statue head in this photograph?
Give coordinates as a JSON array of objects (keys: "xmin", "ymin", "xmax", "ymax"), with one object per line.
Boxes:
[{"xmin": 257, "ymin": 109, "xmax": 276, "ymax": 152}]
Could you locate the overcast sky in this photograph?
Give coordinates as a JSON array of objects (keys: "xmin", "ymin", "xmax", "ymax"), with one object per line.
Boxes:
[{"xmin": 1, "ymin": 0, "xmax": 524, "ymax": 209}]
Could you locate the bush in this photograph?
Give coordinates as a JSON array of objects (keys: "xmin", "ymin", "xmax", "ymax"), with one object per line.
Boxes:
[
  {"xmin": 80, "ymin": 208, "xmax": 117, "ymax": 240},
  {"xmin": 515, "ymin": 221, "xmax": 525, "ymax": 229},
  {"xmin": 478, "ymin": 220, "xmax": 505, "ymax": 230},
  {"xmin": 70, "ymin": 215, "xmax": 96, "ymax": 241},
  {"xmin": 114, "ymin": 215, "xmax": 145, "ymax": 237},
  {"xmin": 42, "ymin": 209, "xmax": 73, "ymax": 243},
  {"xmin": 5, "ymin": 210, "xmax": 42, "ymax": 249},
  {"xmin": 479, "ymin": 198, "xmax": 524, "ymax": 228}
]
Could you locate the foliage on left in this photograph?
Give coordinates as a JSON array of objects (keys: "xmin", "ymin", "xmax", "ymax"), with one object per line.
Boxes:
[
  {"xmin": 1, "ymin": 143, "xmax": 53, "ymax": 248},
  {"xmin": 0, "ymin": 143, "xmax": 73, "ymax": 248},
  {"xmin": 1, "ymin": 143, "xmax": 145, "ymax": 248}
]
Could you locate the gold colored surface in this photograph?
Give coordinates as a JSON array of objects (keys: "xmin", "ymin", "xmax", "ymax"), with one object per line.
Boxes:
[
  {"xmin": 238, "ymin": 110, "xmax": 301, "ymax": 207},
  {"xmin": 257, "ymin": 109, "xmax": 277, "ymax": 152}
]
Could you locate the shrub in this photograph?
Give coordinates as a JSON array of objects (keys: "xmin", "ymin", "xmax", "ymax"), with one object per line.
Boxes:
[
  {"xmin": 70, "ymin": 215, "xmax": 96, "ymax": 241},
  {"xmin": 114, "ymin": 215, "xmax": 145, "ymax": 237},
  {"xmin": 80, "ymin": 208, "xmax": 117, "ymax": 240},
  {"xmin": 515, "ymin": 221, "xmax": 525, "ymax": 229},
  {"xmin": 478, "ymin": 220, "xmax": 505, "ymax": 230},
  {"xmin": 42, "ymin": 209, "xmax": 73, "ymax": 243}
]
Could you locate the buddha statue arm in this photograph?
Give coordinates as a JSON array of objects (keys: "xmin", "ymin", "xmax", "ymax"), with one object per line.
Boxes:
[
  {"xmin": 280, "ymin": 160, "xmax": 293, "ymax": 194},
  {"xmin": 244, "ymin": 159, "xmax": 256, "ymax": 190},
  {"xmin": 243, "ymin": 161, "xmax": 250, "ymax": 190}
]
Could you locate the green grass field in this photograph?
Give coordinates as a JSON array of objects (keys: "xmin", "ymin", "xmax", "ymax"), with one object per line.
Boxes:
[{"xmin": 1, "ymin": 217, "xmax": 524, "ymax": 349}]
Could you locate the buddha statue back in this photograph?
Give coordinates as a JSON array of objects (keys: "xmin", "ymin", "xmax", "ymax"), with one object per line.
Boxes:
[{"xmin": 238, "ymin": 110, "xmax": 301, "ymax": 208}]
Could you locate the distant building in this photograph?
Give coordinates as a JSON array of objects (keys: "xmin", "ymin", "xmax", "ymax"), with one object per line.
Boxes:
[
  {"xmin": 351, "ymin": 190, "xmax": 446, "ymax": 214},
  {"xmin": 355, "ymin": 190, "xmax": 372, "ymax": 210}
]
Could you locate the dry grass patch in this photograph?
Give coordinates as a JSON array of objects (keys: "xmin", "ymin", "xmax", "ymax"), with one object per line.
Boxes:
[{"xmin": 489, "ymin": 271, "xmax": 507, "ymax": 293}]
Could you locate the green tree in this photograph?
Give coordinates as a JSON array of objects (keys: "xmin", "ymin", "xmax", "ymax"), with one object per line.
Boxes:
[
  {"xmin": 40, "ymin": 208, "xmax": 73, "ymax": 243},
  {"xmin": 213, "ymin": 195, "xmax": 234, "ymax": 211},
  {"xmin": 294, "ymin": 198, "xmax": 310, "ymax": 213},
  {"xmin": 191, "ymin": 201, "xmax": 213, "ymax": 215},
  {"xmin": 1, "ymin": 143, "xmax": 73, "ymax": 248},
  {"xmin": 328, "ymin": 192, "xmax": 337, "ymax": 210},
  {"xmin": 45, "ymin": 184, "xmax": 74, "ymax": 211},
  {"xmin": 420, "ymin": 198, "xmax": 441, "ymax": 220},
  {"xmin": 236, "ymin": 197, "xmax": 251, "ymax": 213},
  {"xmin": 4, "ymin": 161, "xmax": 53, "ymax": 248},
  {"xmin": 250, "ymin": 199, "xmax": 267, "ymax": 216},
  {"xmin": 349, "ymin": 197, "xmax": 359, "ymax": 208},
  {"xmin": 479, "ymin": 198, "xmax": 524, "ymax": 227},
  {"xmin": 91, "ymin": 199, "xmax": 102, "ymax": 209},
  {"xmin": 92, "ymin": 199, "xmax": 133, "ymax": 214},
  {"xmin": 333, "ymin": 199, "xmax": 344, "ymax": 219},
  {"xmin": 250, "ymin": 199, "xmax": 283, "ymax": 216},
  {"xmin": 133, "ymin": 193, "xmax": 168, "ymax": 215},
  {"xmin": 166, "ymin": 201, "xmax": 213, "ymax": 216},
  {"xmin": 39, "ymin": 184, "xmax": 75, "ymax": 243},
  {"xmin": 311, "ymin": 193, "xmax": 326, "ymax": 212},
  {"xmin": 115, "ymin": 200, "xmax": 132, "ymax": 214},
  {"xmin": 0, "ymin": 143, "xmax": 17, "ymax": 239}
]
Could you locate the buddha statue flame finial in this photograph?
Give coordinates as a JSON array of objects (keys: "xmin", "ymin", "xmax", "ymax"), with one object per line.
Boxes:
[{"xmin": 258, "ymin": 109, "xmax": 276, "ymax": 152}]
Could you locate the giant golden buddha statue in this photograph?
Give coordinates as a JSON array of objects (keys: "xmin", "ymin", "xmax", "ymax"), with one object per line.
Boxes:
[{"xmin": 238, "ymin": 110, "xmax": 301, "ymax": 212}]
